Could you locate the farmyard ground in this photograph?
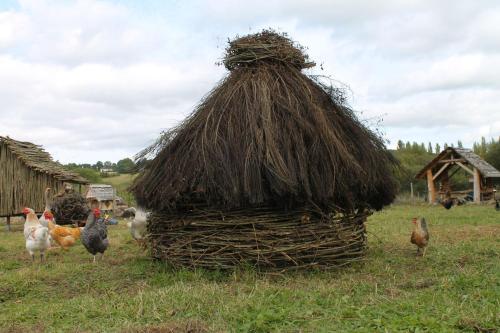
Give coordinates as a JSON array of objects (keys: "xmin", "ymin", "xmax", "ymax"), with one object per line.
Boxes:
[{"xmin": 0, "ymin": 204, "xmax": 498, "ymax": 332}]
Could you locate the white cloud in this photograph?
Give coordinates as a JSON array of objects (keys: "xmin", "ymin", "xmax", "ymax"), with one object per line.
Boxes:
[
  {"xmin": 0, "ymin": 10, "xmax": 30, "ymax": 48},
  {"xmin": 0, "ymin": 55, "xmax": 220, "ymax": 162}
]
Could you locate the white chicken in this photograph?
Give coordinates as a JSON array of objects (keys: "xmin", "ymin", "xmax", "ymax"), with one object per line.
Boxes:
[
  {"xmin": 127, "ymin": 206, "xmax": 148, "ymax": 243},
  {"xmin": 23, "ymin": 207, "xmax": 51, "ymax": 262}
]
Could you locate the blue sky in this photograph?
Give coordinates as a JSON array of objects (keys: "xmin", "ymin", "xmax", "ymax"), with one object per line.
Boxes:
[{"xmin": 0, "ymin": 0, "xmax": 499, "ymax": 163}]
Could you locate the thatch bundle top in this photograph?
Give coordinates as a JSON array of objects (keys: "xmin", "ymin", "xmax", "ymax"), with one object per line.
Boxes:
[
  {"xmin": 223, "ymin": 30, "xmax": 315, "ymax": 70},
  {"xmin": 0, "ymin": 136, "xmax": 88, "ymax": 184},
  {"xmin": 133, "ymin": 30, "xmax": 397, "ymax": 213}
]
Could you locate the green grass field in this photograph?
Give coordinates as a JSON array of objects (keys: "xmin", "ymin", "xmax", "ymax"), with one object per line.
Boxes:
[{"xmin": 1, "ymin": 204, "xmax": 498, "ymax": 332}]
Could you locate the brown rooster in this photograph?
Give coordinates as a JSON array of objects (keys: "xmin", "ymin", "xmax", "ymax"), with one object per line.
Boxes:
[{"xmin": 410, "ymin": 217, "xmax": 429, "ymax": 257}]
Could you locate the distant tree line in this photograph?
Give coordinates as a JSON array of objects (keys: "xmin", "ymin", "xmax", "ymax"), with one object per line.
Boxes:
[
  {"xmin": 64, "ymin": 158, "xmax": 136, "ymax": 183},
  {"xmin": 393, "ymin": 137, "xmax": 500, "ymax": 195}
]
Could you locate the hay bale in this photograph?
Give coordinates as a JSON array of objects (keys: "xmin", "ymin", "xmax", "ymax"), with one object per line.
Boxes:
[{"xmin": 132, "ymin": 30, "xmax": 398, "ymax": 270}]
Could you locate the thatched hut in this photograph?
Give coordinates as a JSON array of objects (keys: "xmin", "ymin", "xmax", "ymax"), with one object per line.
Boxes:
[
  {"xmin": 0, "ymin": 136, "xmax": 88, "ymax": 229},
  {"xmin": 132, "ymin": 30, "xmax": 397, "ymax": 270}
]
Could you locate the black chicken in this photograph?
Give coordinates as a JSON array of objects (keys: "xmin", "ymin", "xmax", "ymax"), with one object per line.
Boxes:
[
  {"xmin": 441, "ymin": 198, "xmax": 454, "ymax": 210},
  {"xmin": 496, "ymin": 200, "xmax": 499, "ymax": 211},
  {"xmin": 81, "ymin": 208, "xmax": 108, "ymax": 263}
]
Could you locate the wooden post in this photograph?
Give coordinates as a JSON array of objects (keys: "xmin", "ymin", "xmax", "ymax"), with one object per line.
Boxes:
[
  {"xmin": 6, "ymin": 216, "xmax": 11, "ymax": 232},
  {"xmin": 473, "ymin": 168, "xmax": 481, "ymax": 203},
  {"xmin": 426, "ymin": 169, "xmax": 436, "ymax": 203},
  {"xmin": 410, "ymin": 182, "xmax": 414, "ymax": 200}
]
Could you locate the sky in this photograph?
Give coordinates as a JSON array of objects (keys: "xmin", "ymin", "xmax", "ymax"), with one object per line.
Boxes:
[{"xmin": 0, "ymin": 0, "xmax": 499, "ymax": 163}]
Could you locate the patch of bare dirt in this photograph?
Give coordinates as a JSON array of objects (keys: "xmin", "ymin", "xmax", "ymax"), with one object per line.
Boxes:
[
  {"xmin": 456, "ymin": 319, "xmax": 498, "ymax": 333},
  {"xmin": 121, "ymin": 320, "xmax": 209, "ymax": 333}
]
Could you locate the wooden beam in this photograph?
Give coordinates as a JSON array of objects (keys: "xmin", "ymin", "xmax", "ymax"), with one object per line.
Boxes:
[
  {"xmin": 426, "ymin": 169, "xmax": 436, "ymax": 203},
  {"xmin": 437, "ymin": 158, "xmax": 466, "ymax": 164},
  {"xmin": 456, "ymin": 162, "xmax": 474, "ymax": 176},
  {"xmin": 6, "ymin": 216, "xmax": 11, "ymax": 232},
  {"xmin": 473, "ymin": 168, "xmax": 481, "ymax": 203},
  {"xmin": 433, "ymin": 163, "xmax": 450, "ymax": 180}
]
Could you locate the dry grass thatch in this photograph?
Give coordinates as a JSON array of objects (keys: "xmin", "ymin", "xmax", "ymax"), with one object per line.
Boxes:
[
  {"xmin": 223, "ymin": 30, "xmax": 315, "ymax": 70},
  {"xmin": 0, "ymin": 136, "xmax": 88, "ymax": 184},
  {"xmin": 132, "ymin": 30, "xmax": 398, "ymax": 269},
  {"xmin": 133, "ymin": 30, "xmax": 397, "ymax": 212}
]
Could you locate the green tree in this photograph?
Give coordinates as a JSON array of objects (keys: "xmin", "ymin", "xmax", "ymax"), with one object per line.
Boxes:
[
  {"xmin": 485, "ymin": 141, "xmax": 500, "ymax": 171},
  {"xmin": 479, "ymin": 137, "xmax": 487, "ymax": 157},
  {"xmin": 397, "ymin": 140, "xmax": 404, "ymax": 150},
  {"xmin": 435, "ymin": 143, "xmax": 441, "ymax": 153},
  {"xmin": 392, "ymin": 143, "xmax": 434, "ymax": 194},
  {"xmin": 103, "ymin": 161, "xmax": 114, "ymax": 170},
  {"xmin": 116, "ymin": 158, "xmax": 135, "ymax": 174},
  {"xmin": 428, "ymin": 142, "xmax": 433, "ymax": 154},
  {"xmin": 66, "ymin": 166, "xmax": 102, "ymax": 183},
  {"xmin": 457, "ymin": 140, "xmax": 463, "ymax": 148}
]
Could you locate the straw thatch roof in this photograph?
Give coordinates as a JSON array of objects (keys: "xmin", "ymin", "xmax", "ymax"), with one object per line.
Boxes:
[
  {"xmin": 133, "ymin": 30, "xmax": 397, "ymax": 213},
  {"xmin": 0, "ymin": 136, "xmax": 88, "ymax": 184},
  {"xmin": 1, "ymin": 136, "xmax": 88, "ymax": 217}
]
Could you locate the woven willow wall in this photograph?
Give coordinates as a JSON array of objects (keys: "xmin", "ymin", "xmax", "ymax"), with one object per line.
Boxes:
[{"xmin": 147, "ymin": 207, "xmax": 369, "ymax": 270}]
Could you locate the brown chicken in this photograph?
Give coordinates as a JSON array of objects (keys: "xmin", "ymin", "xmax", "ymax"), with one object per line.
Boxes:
[
  {"xmin": 410, "ymin": 217, "xmax": 429, "ymax": 257},
  {"xmin": 45, "ymin": 211, "xmax": 83, "ymax": 250}
]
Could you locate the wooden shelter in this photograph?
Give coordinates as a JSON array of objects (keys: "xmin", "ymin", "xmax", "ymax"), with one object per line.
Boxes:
[
  {"xmin": 0, "ymin": 136, "xmax": 88, "ymax": 230},
  {"xmin": 85, "ymin": 184, "xmax": 116, "ymax": 212},
  {"xmin": 416, "ymin": 147, "xmax": 500, "ymax": 203}
]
